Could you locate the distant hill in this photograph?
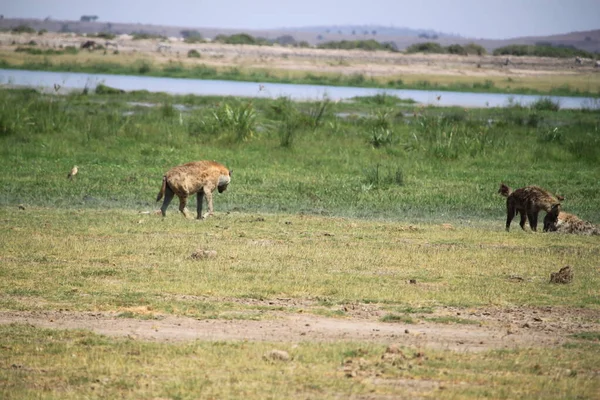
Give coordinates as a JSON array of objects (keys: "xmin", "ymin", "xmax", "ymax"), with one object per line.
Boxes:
[{"xmin": 0, "ymin": 18, "xmax": 598, "ymax": 53}]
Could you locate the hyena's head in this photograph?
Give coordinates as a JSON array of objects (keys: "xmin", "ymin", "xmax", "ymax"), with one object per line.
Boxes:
[
  {"xmin": 217, "ymin": 169, "xmax": 232, "ymax": 193},
  {"xmin": 543, "ymin": 203, "xmax": 561, "ymax": 232},
  {"xmin": 498, "ymin": 183, "xmax": 512, "ymax": 198}
]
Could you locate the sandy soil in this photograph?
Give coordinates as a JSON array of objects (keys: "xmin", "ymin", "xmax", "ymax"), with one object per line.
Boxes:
[
  {"xmin": 2, "ymin": 302, "xmax": 598, "ymax": 351},
  {"xmin": 2, "ymin": 32, "xmax": 598, "ymax": 80}
]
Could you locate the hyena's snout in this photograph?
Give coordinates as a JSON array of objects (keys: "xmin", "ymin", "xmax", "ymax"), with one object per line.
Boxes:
[{"xmin": 217, "ymin": 173, "xmax": 231, "ymax": 193}]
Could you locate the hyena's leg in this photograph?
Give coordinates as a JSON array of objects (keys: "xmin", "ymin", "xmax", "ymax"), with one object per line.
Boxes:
[
  {"xmin": 528, "ymin": 211, "xmax": 539, "ymax": 232},
  {"xmin": 202, "ymin": 187, "xmax": 214, "ymax": 219},
  {"xmin": 506, "ymin": 202, "xmax": 516, "ymax": 231},
  {"xmin": 196, "ymin": 191, "xmax": 205, "ymax": 219},
  {"xmin": 160, "ymin": 185, "xmax": 175, "ymax": 217},
  {"xmin": 519, "ymin": 212, "xmax": 528, "ymax": 231},
  {"xmin": 178, "ymin": 195, "xmax": 190, "ymax": 218}
]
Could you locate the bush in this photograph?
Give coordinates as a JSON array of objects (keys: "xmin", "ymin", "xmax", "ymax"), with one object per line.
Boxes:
[
  {"xmin": 463, "ymin": 43, "xmax": 487, "ymax": 56},
  {"xmin": 11, "ymin": 25, "xmax": 36, "ymax": 34},
  {"xmin": 187, "ymin": 49, "xmax": 201, "ymax": 58},
  {"xmin": 493, "ymin": 44, "xmax": 594, "ymax": 59},
  {"xmin": 181, "ymin": 30, "xmax": 203, "ymax": 43},
  {"xmin": 95, "ymin": 84, "xmax": 124, "ymax": 95},
  {"xmin": 318, "ymin": 39, "xmax": 398, "ymax": 52},
  {"xmin": 131, "ymin": 32, "xmax": 167, "ymax": 41},
  {"xmin": 531, "ymin": 97, "xmax": 560, "ymax": 112},
  {"xmin": 446, "ymin": 44, "xmax": 467, "ymax": 55},
  {"xmin": 405, "ymin": 42, "xmax": 445, "ymax": 54},
  {"xmin": 214, "ymin": 33, "xmax": 270, "ymax": 46},
  {"xmin": 211, "ymin": 101, "xmax": 257, "ymax": 142}
]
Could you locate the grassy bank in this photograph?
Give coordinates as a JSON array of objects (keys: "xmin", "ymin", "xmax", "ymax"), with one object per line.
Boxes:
[
  {"xmin": 1, "ymin": 49, "xmax": 599, "ymax": 97},
  {"xmin": 0, "ymin": 88, "xmax": 599, "ymax": 222}
]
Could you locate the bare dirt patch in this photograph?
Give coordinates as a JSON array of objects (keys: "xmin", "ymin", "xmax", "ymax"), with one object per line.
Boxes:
[{"xmin": 1, "ymin": 304, "xmax": 597, "ymax": 352}]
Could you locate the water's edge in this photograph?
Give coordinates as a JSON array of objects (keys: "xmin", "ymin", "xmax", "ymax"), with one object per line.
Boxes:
[{"xmin": 1, "ymin": 69, "xmax": 597, "ymax": 109}]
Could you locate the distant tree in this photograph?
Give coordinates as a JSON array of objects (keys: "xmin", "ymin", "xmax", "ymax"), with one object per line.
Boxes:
[
  {"xmin": 80, "ymin": 15, "xmax": 99, "ymax": 22},
  {"xmin": 317, "ymin": 34, "xmax": 324, "ymax": 41},
  {"xmin": 181, "ymin": 29, "xmax": 203, "ymax": 43},
  {"xmin": 274, "ymin": 35, "xmax": 297, "ymax": 46},
  {"xmin": 352, "ymin": 30, "xmax": 356, "ymax": 35},
  {"xmin": 372, "ymin": 30, "xmax": 377, "ymax": 35}
]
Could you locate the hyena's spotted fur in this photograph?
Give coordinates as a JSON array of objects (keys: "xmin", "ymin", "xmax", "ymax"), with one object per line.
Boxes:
[
  {"xmin": 544, "ymin": 211, "xmax": 599, "ymax": 235},
  {"xmin": 498, "ymin": 183, "xmax": 562, "ymax": 232},
  {"xmin": 156, "ymin": 160, "xmax": 232, "ymax": 219}
]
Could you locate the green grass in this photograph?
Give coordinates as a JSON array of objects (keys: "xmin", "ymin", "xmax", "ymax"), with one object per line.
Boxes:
[
  {"xmin": 1, "ymin": 324, "xmax": 598, "ymax": 399},
  {"xmin": 0, "ymin": 88, "xmax": 598, "ymax": 222}
]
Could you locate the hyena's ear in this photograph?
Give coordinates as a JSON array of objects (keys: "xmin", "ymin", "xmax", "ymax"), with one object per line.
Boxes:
[{"xmin": 228, "ymin": 169, "xmax": 233, "ymax": 176}]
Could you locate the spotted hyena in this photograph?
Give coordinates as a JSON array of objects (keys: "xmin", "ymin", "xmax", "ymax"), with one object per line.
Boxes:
[
  {"xmin": 156, "ymin": 160, "xmax": 232, "ymax": 219},
  {"xmin": 498, "ymin": 183, "xmax": 562, "ymax": 232},
  {"xmin": 543, "ymin": 211, "xmax": 599, "ymax": 235}
]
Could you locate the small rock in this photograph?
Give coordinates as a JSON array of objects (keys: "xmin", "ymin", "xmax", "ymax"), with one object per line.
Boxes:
[
  {"xmin": 18, "ymin": 204, "xmax": 25, "ymax": 210},
  {"xmin": 385, "ymin": 344, "xmax": 402, "ymax": 354},
  {"xmin": 550, "ymin": 266, "xmax": 573, "ymax": 284},
  {"xmin": 264, "ymin": 349, "xmax": 290, "ymax": 362},
  {"xmin": 409, "ymin": 279, "xmax": 417, "ymax": 284},
  {"xmin": 190, "ymin": 249, "xmax": 217, "ymax": 259}
]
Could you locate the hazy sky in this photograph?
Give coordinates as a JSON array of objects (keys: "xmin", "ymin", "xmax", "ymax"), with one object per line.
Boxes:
[{"xmin": 3, "ymin": 0, "xmax": 599, "ymax": 39}]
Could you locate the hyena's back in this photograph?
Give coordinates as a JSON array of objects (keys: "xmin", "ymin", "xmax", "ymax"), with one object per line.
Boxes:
[{"xmin": 163, "ymin": 161, "xmax": 231, "ymax": 197}]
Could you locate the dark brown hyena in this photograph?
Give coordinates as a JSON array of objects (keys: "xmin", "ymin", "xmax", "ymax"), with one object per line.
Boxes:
[
  {"xmin": 156, "ymin": 160, "xmax": 232, "ymax": 219},
  {"xmin": 498, "ymin": 183, "xmax": 562, "ymax": 232},
  {"xmin": 544, "ymin": 211, "xmax": 600, "ymax": 235}
]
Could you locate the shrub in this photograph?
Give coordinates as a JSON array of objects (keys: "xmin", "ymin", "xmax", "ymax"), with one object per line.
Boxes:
[
  {"xmin": 181, "ymin": 30, "xmax": 203, "ymax": 43},
  {"xmin": 211, "ymin": 101, "xmax": 257, "ymax": 142},
  {"xmin": 214, "ymin": 33, "xmax": 270, "ymax": 46},
  {"xmin": 131, "ymin": 32, "xmax": 167, "ymax": 41},
  {"xmin": 531, "ymin": 97, "xmax": 560, "ymax": 112},
  {"xmin": 463, "ymin": 43, "xmax": 487, "ymax": 55},
  {"xmin": 95, "ymin": 84, "xmax": 124, "ymax": 95},
  {"xmin": 187, "ymin": 49, "xmax": 201, "ymax": 58},
  {"xmin": 405, "ymin": 42, "xmax": 445, "ymax": 54},
  {"xmin": 446, "ymin": 44, "xmax": 467, "ymax": 55},
  {"xmin": 317, "ymin": 39, "xmax": 398, "ymax": 52},
  {"xmin": 11, "ymin": 25, "xmax": 36, "ymax": 34},
  {"xmin": 493, "ymin": 44, "xmax": 594, "ymax": 59}
]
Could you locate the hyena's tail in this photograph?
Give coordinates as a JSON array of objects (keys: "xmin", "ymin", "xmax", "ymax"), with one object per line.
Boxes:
[
  {"xmin": 156, "ymin": 176, "xmax": 167, "ymax": 202},
  {"xmin": 498, "ymin": 183, "xmax": 513, "ymax": 198}
]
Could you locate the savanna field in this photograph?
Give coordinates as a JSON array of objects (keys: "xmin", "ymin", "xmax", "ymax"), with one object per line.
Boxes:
[{"xmin": 1, "ymin": 86, "xmax": 600, "ymax": 399}]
